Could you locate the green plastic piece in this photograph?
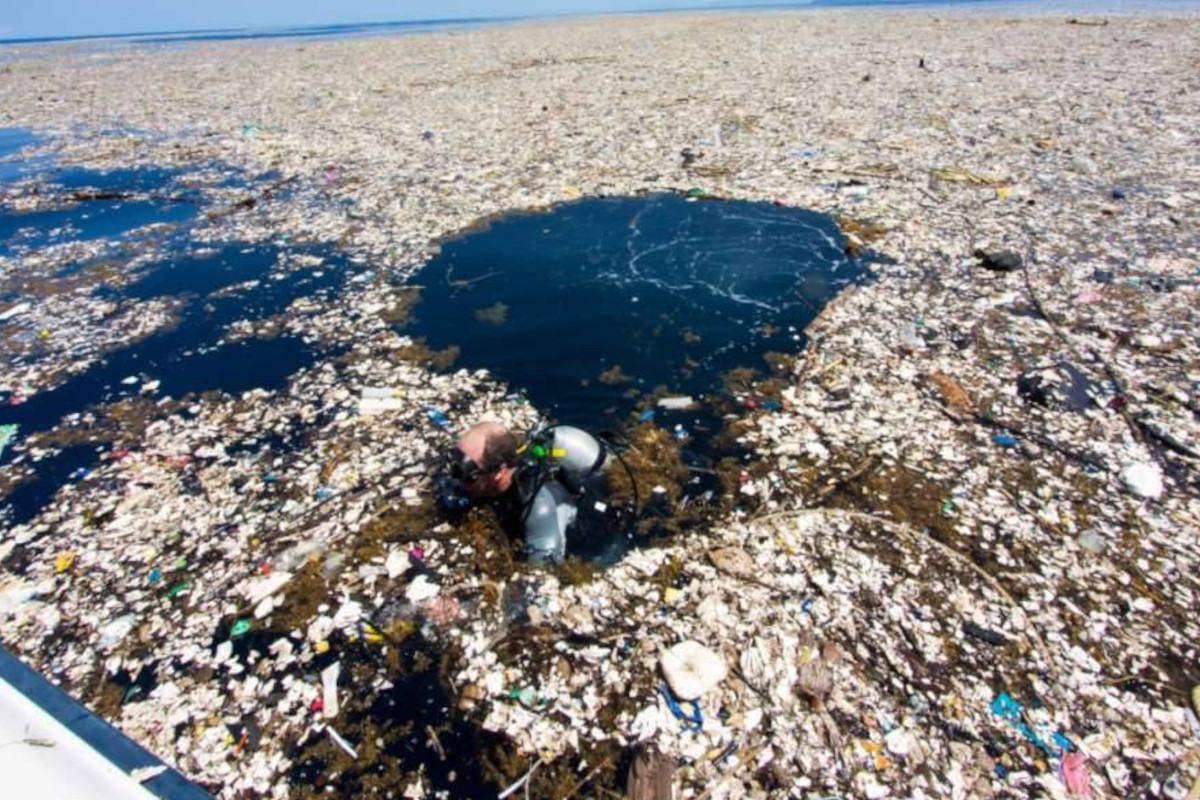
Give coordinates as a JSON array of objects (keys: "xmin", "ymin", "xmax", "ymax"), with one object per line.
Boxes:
[{"xmin": 231, "ymin": 619, "xmax": 252, "ymax": 638}]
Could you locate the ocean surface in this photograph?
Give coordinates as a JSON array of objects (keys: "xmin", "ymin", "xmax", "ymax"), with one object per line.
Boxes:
[
  {"xmin": 0, "ymin": 131, "xmax": 362, "ymax": 525},
  {"xmin": 4, "ymin": 0, "xmax": 1198, "ymax": 49},
  {"xmin": 413, "ymin": 193, "xmax": 868, "ymax": 431},
  {"xmin": 0, "ymin": 123, "xmax": 871, "ymax": 555}
]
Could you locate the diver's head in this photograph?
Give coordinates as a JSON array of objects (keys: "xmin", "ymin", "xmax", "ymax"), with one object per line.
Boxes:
[{"xmin": 448, "ymin": 421, "xmax": 518, "ymax": 498}]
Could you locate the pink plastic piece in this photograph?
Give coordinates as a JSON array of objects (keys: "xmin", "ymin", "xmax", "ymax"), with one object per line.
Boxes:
[{"xmin": 1060, "ymin": 751, "xmax": 1091, "ymax": 797}]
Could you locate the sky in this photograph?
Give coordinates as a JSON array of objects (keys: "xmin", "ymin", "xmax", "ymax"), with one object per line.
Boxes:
[{"xmin": 0, "ymin": 0, "xmax": 783, "ymax": 40}]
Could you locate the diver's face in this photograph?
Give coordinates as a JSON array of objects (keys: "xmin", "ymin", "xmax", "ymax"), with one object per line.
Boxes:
[
  {"xmin": 452, "ymin": 443, "xmax": 514, "ymax": 498},
  {"xmin": 449, "ymin": 447, "xmax": 485, "ymax": 489},
  {"xmin": 454, "ymin": 425, "xmax": 517, "ymax": 498}
]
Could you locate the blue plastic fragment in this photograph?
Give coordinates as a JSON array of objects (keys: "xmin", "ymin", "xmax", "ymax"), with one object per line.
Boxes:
[
  {"xmin": 639, "ymin": 409, "xmax": 656, "ymax": 422},
  {"xmin": 760, "ymin": 401, "xmax": 782, "ymax": 411},
  {"xmin": 800, "ymin": 598, "xmax": 814, "ymax": 614},
  {"xmin": 991, "ymin": 692, "xmax": 1023, "ymax": 721},
  {"xmin": 659, "ymin": 684, "xmax": 703, "ymax": 731},
  {"xmin": 993, "ymin": 434, "xmax": 1018, "ymax": 448},
  {"xmin": 1111, "ymin": 187, "xmax": 1126, "ymax": 200},
  {"xmin": 315, "ymin": 487, "xmax": 335, "ymax": 502},
  {"xmin": 423, "ymin": 404, "xmax": 452, "ymax": 430},
  {"xmin": 991, "ymin": 692, "xmax": 1062, "ymax": 757}
]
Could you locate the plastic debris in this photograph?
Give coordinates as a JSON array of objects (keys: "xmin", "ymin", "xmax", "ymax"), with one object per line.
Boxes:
[
  {"xmin": 657, "ymin": 396, "xmax": 695, "ymax": 410},
  {"xmin": 963, "ymin": 620, "xmax": 1009, "ymax": 646},
  {"xmin": 360, "ymin": 385, "xmax": 406, "ymax": 414},
  {"xmin": 659, "ymin": 683, "xmax": 703, "ymax": 730},
  {"xmin": 422, "ymin": 404, "xmax": 453, "ymax": 430},
  {"xmin": 660, "ymin": 641, "xmax": 727, "ymax": 701},
  {"xmin": 405, "ymin": 574, "xmax": 440, "ymax": 603},
  {"xmin": 0, "ymin": 424, "xmax": 17, "ymax": 460},
  {"xmin": 1120, "ymin": 462, "xmax": 1164, "ymax": 499},
  {"xmin": 990, "ymin": 692, "xmax": 1066, "ymax": 757},
  {"xmin": 1059, "ymin": 750, "xmax": 1092, "ymax": 797},
  {"xmin": 0, "ymin": 11, "xmax": 1198, "ymax": 800},
  {"xmin": 932, "ymin": 167, "xmax": 1006, "ymax": 185},
  {"xmin": 975, "ymin": 249, "xmax": 1023, "ymax": 273},
  {"xmin": 97, "ymin": 615, "xmax": 137, "ymax": 652},
  {"xmin": 326, "ymin": 726, "xmax": 358, "ymax": 760},
  {"xmin": 708, "ymin": 547, "xmax": 755, "ymax": 579},
  {"xmin": 0, "ymin": 302, "xmax": 32, "ymax": 321},
  {"xmin": 321, "ymin": 662, "xmax": 341, "ymax": 719},
  {"xmin": 361, "ymin": 386, "xmax": 403, "ymax": 399}
]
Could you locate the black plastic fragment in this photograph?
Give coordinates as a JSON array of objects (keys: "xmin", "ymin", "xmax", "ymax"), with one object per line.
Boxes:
[
  {"xmin": 963, "ymin": 620, "xmax": 1010, "ymax": 646},
  {"xmin": 974, "ymin": 249, "xmax": 1022, "ymax": 273}
]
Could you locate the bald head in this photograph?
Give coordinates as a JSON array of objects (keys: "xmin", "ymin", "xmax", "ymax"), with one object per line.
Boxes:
[{"xmin": 455, "ymin": 421, "xmax": 518, "ymax": 497}]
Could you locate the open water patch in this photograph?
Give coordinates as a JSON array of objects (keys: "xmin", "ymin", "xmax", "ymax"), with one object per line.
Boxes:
[
  {"xmin": 0, "ymin": 151, "xmax": 360, "ymax": 525},
  {"xmin": 406, "ymin": 193, "xmax": 873, "ymax": 565},
  {"xmin": 0, "ymin": 165, "xmax": 196, "ymax": 256},
  {"xmin": 0, "ymin": 240, "xmax": 348, "ymax": 525},
  {"xmin": 0, "ymin": 128, "xmax": 50, "ymax": 183},
  {"xmin": 411, "ymin": 193, "xmax": 870, "ymax": 429}
]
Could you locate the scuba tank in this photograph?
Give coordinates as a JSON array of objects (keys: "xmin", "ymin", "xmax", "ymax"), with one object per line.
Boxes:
[
  {"xmin": 545, "ymin": 425, "xmax": 609, "ymax": 491},
  {"xmin": 523, "ymin": 481, "xmax": 576, "ymax": 565},
  {"xmin": 519, "ymin": 425, "xmax": 611, "ymax": 564}
]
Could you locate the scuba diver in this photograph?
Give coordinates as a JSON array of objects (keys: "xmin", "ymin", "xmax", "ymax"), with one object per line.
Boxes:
[{"xmin": 436, "ymin": 420, "xmax": 636, "ymax": 564}]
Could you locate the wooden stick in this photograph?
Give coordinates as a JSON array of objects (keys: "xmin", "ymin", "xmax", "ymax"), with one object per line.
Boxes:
[
  {"xmin": 561, "ymin": 758, "xmax": 611, "ymax": 800},
  {"xmin": 425, "ymin": 725, "xmax": 447, "ymax": 761}
]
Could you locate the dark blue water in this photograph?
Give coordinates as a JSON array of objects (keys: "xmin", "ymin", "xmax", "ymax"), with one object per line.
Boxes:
[
  {"xmin": 0, "ymin": 148, "xmax": 201, "ymax": 257},
  {"xmin": 0, "ymin": 141, "xmax": 359, "ymax": 525},
  {"xmin": 0, "ymin": 129, "xmax": 48, "ymax": 183},
  {"xmin": 411, "ymin": 193, "xmax": 868, "ymax": 430},
  {"xmin": 0, "ymin": 242, "xmax": 355, "ymax": 523},
  {"xmin": 0, "ymin": 197, "xmax": 195, "ymax": 256}
]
